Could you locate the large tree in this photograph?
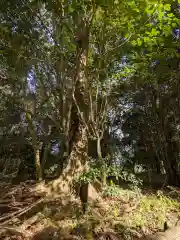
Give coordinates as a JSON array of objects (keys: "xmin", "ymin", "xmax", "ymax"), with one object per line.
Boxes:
[{"xmin": 0, "ymin": 0, "xmax": 179, "ymax": 191}]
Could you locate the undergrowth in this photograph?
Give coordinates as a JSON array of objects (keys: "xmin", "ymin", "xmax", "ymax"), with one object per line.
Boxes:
[
  {"xmin": 131, "ymin": 193, "xmax": 180, "ymax": 229},
  {"xmin": 36, "ymin": 186, "xmax": 180, "ymax": 239}
]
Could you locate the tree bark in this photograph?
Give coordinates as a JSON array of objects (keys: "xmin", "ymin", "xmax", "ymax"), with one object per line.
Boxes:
[
  {"xmin": 34, "ymin": 148, "xmax": 42, "ymax": 181},
  {"xmin": 50, "ymin": 20, "xmax": 90, "ymax": 193},
  {"xmin": 25, "ymin": 112, "xmax": 42, "ymax": 181},
  {"xmin": 97, "ymin": 136, "xmax": 106, "ymax": 186},
  {"xmin": 166, "ymin": 139, "xmax": 180, "ymax": 186},
  {"xmin": 40, "ymin": 142, "xmax": 51, "ymax": 179}
]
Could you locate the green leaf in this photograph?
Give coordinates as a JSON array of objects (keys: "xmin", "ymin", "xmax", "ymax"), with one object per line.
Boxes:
[
  {"xmin": 167, "ymin": 13, "xmax": 174, "ymax": 18},
  {"xmin": 137, "ymin": 38, "xmax": 142, "ymax": 46},
  {"xmin": 172, "ymin": 22, "xmax": 177, "ymax": 27},
  {"xmin": 164, "ymin": 4, "xmax": 171, "ymax": 11},
  {"xmin": 145, "ymin": 7, "xmax": 154, "ymax": 15},
  {"xmin": 131, "ymin": 40, "xmax": 137, "ymax": 46},
  {"xmin": 150, "ymin": 28, "xmax": 159, "ymax": 37},
  {"xmin": 143, "ymin": 36, "xmax": 151, "ymax": 43}
]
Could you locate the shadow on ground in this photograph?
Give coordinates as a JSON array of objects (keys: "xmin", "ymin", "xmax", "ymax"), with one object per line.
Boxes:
[{"xmin": 32, "ymin": 223, "xmax": 134, "ymax": 240}]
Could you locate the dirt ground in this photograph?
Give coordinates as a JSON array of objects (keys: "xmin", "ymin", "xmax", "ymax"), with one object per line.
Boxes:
[{"xmin": 0, "ymin": 182, "xmax": 179, "ymax": 240}]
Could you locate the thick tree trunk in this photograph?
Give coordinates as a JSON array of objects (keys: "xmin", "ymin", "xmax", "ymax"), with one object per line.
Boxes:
[
  {"xmin": 51, "ymin": 106, "xmax": 88, "ymax": 193},
  {"xmin": 50, "ymin": 21, "xmax": 90, "ymax": 194}
]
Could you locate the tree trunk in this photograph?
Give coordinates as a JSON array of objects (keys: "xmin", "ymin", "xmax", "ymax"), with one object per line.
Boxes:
[
  {"xmin": 25, "ymin": 112, "xmax": 42, "ymax": 181},
  {"xmin": 154, "ymin": 155, "xmax": 161, "ymax": 174},
  {"xmin": 34, "ymin": 148, "xmax": 42, "ymax": 181},
  {"xmin": 97, "ymin": 137, "xmax": 106, "ymax": 186},
  {"xmin": 50, "ymin": 124, "xmax": 88, "ymax": 194},
  {"xmin": 50, "ymin": 21, "xmax": 90, "ymax": 193},
  {"xmin": 166, "ymin": 142, "xmax": 180, "ymax": 186},
  {"xmin": 162, "ymin": 123, "xmax": 180, "ymax": 186},
  {"xmin": 40, "ymin": 142, "xmax": 50, "ymax": 179}
]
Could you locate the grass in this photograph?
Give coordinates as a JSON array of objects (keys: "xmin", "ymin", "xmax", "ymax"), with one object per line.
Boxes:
[
  {"xmin": 31, "ymin": 186, "xmax": 179, "ymax": 239},
  {"xmin": 131, "ymin": 194, "xmax": 180, "ymax": 229}
]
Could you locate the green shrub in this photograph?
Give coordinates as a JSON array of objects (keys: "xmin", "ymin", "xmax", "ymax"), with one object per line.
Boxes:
[
  {"xmin": 102, "ymin": 184, "xmax": 122, "ymax": 197},
  {"xmin": 74, "ymin": 158, "xmax": 142, "ymax": 192}
]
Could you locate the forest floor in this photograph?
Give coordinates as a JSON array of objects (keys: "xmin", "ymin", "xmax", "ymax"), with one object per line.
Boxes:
[{"xmin": 0, "ymin": 181, "xmax": 179, "ymax": 240}]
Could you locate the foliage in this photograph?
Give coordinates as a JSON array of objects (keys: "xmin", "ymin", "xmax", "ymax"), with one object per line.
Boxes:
[
  {"xmin": 74, "ymin": 167, "xmax": 101, "ymax": 184},
  {"xmin": 75, "ymin": 158, "xmax": 142, "ymax": 194},
  {"xmin": 1, "ymin": 1, "xmax": 180, "ymax": 239},
  {"xmin": 102, "ymin": 184, "xmax": 123, "ymax": 197},
  {"xmin": 0, "ymin": 0, "xmax": 180, "ymax": 186},
  {"xmin": 132, "ymin": 193, "xmax": 180, "ymax": 228}
]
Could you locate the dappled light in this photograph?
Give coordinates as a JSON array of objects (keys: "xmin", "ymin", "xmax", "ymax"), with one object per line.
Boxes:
[
  {"xmin": 0, "ymin": 180, "xmax": 179, "ymax": 239},
  {"xmin": 0, "ymin": 0, "xmax": 180, "ymax": 239}
]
